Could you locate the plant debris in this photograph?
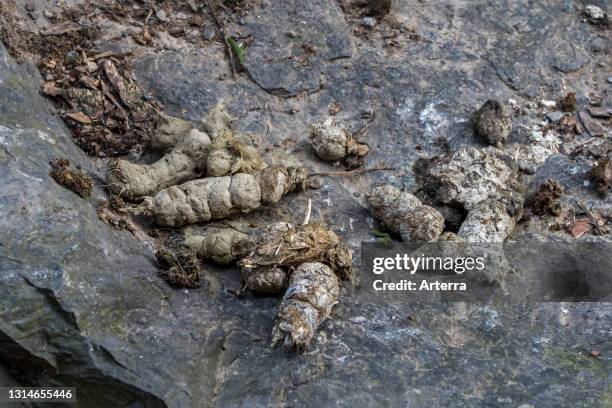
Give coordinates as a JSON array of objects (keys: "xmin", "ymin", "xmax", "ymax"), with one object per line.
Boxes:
[
  {"xmin": 367, "ymin": 0, "xmax": 392, "ymax": 17},
  {"xmin": 590, "ymin": 156, "xmax": 611, "ymax": 197},
  {"xmin": 156, "ymin": 245, "xmax": 202, "ymax": 288},
  {"xmin": 528, "ymin": 179, "xmax": 564, "ymax": 216},
  {"xmin": 239, "ymin": 222, "xmax": 353, "ymax": 284},
  {"xmin": 42, "ymin": 56, "xmax": 160, "ymax": 157},
  {"xmin": 558, "ymin": 92, "xmax": 576, "ymax": 113},
  {"xmin": 472, "ymin": 100, "xmax": 512, "ymax": 147},
  {"xmin": 49, "ymin": 158, "xmax": 93, "ymax": 198},
  {"xmin": 97, "ymin": 200, "xmax": 139, "ymax": 236},
  {"xmin": 372, "ymin": 227, "xmax": 392, "ymax": 243}
]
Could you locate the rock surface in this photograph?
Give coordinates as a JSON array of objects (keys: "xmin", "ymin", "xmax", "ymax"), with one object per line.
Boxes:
[{"xmin": 1, "ymin": 1, "xmax": 612, "ymax": 407}]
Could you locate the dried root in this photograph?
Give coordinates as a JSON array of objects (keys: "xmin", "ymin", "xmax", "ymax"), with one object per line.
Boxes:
[
  {"xmin": 49, "ymin": 158, "xmax": 93, "ymax": 198},
  {"xmin": 271, "ymin": 262, "xmax": 339, "ymax": 351},
  {"xmin": 184, "ymin": 227, "xmax": 255, "ymax": 264},
  {"xmin": 365, "ymin": 185, "xmax": 444, "ymax": 243},
  {"xmin": 472, "ymin": 100, "xmax": 512, "ymax": 147},
  {"xmin": 309, "ymin": 117, "xmax": 369, "ymax": 168},
  {"xmin": 527, "ymin": 179, "xmax": 563, "ymax": 216},
  {"xmin": 239, "ymin": 222, "xmax": 354, "ymax": 285},
  {"xmin": 156, "ymin": 246, "xmax": 201, "ymax": 288},
  {"xmin": 139, "ymin": 167, "xmax": 310, "ymax": 227}
]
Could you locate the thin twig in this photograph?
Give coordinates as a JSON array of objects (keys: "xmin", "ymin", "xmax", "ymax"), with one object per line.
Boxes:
[
  {"xmin": 207, "ymin": 0, "xmax": 237, "ymax": 79},
  {"xmin": 310, "ymin": 164, "xmax": 396, "ymax": 177},
  {"xmin": 352, "ymin": 110, "xmax": 376, "ymax": 139},
  {"xmin": 576, "ymin": 200, "xmax": 608, "ymax": 235},
  {"xmin": 144, "ymin": 9, "xmax": 153, "ymax": 25},
  {"xmin": 302, "ymin": 198, "xmax": 312, "ymax": 226}
]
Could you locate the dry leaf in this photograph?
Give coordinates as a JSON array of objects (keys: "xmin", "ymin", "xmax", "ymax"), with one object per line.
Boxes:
[
  {"xmin": 567, "ymin": 219, "xmax": 591, "ymax": 238},
  {"xmin": 65, "ymin": 111, "xmax": 92, "ymax": 124}
]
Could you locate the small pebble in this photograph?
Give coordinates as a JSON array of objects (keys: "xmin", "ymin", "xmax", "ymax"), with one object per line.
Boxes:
[
  {"xmin": 156, "ymin": 9, "xmax": 168, "ymax": 22},
  {"xmin": 607, "ymin": 76, "xmax": 612, "ymax": 84},
  {"xmin": 585, "ymin": 5, "xmax": 604, "ymax": 20},
  {"xmin": 43, "ymin": 9, "xmax": 55, "ymax": 19},
  {"xmin": 541, "ymin": 100, "xmax": 557, "ymax": 108},
  {"xmin": 25, "ymin": 1, "xmax": 35, "ymax": 12},
  {"xmin": 546, "ymin": 111, "xmax": 565, "ymax": 122},
  {"xmin": 362, "ymin": 17, "xmax": 377, "ymax": 28},
  {"xmin": 203, "ymin": 28, "xmax": 216, "ymax": 41},
  {"xmin": 169, "ymin": 26, "xmax": 184, "ymax": 36}
]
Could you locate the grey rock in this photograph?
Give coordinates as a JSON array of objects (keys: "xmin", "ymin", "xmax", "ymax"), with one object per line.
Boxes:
[
  {"xmin": 585, "ymin": 5, "xmax": 604, "ymax": 20},
  {"xmin": 155, "ymin": 9, "xmax": 168, "ymax": 23},
  {"xmin": 546, "ymin": 111, "xmax": 565, "ymax": 122},
  {"xmin": 241, "ymin": 0, "xmax": 351, "ymax": 96}
]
